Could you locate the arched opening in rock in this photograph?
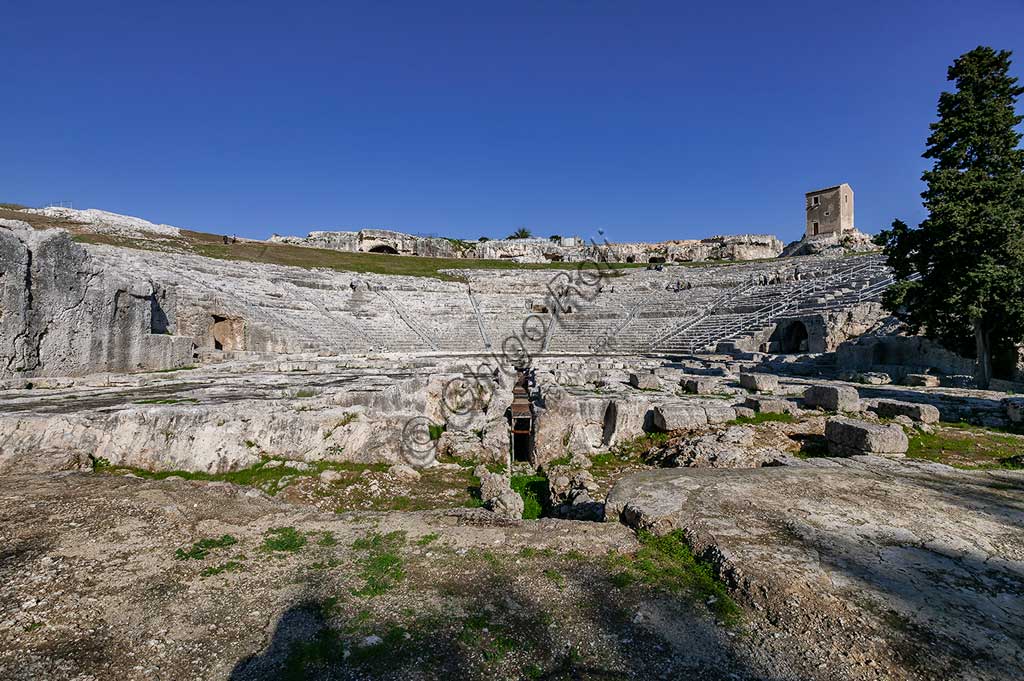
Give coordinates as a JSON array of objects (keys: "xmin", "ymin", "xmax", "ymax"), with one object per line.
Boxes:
[
  {"xmin": 774, "ymin": 320, "xmax": 809, "ymax": 354},
  {"xmin": 649, "ymin": 256, "xmax": 666, "ymax": 264},
  {"xmin": 368, "ymin": 244, "xmax": 399, "ymax": 255},
  {"xmin": 211, "ymin": 315, "xmax": 244, "ymax": 351},
  {"xmin": 626, "ymin": 256, "xmax": 635, "ymax": 263},
  {"xmin": 872, "ymin": 342, "xmax": 892, "ymax": 365}
]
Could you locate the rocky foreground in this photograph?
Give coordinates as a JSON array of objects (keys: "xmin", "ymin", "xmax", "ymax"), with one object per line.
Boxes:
[{"xmin": 1, "ymin": 459, "xmax": 1021, "ymax": 681}]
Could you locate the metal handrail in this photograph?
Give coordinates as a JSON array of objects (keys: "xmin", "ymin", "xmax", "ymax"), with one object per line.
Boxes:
[{"xmin": 652, "ymin": 257, "xmax": 890, "ymax": 353}]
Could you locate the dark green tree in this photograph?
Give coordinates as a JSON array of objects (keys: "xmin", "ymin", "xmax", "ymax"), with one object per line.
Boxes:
[
  {"xmin": 875, "ymin": 46, "xmax": 1024, "ymax": 388},
  {"xmin": 507, "ymin": 227, "xmax": 532, "ymax": 240}
]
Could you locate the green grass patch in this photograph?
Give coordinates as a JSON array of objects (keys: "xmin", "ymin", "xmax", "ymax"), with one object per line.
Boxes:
[
  {"xmin": 351, "ymin": 531, "xmax": 407, "ymax": 597},
  {"xmin": 543, "ymin": 568, "xmax": 566, "ymax": 590},
  {"xmin": 510, "ymin": 475, "xmax": 548, "ymax": 519},
  {"xmin": 317, "ymin": 531, "xmax": 338, "ymax": 547},
  {"xmin": 727, "ymin": 411, "xmax": 795, "ymax": 426},
  {"xmin": 607, "ymin": 432, "xmax": 670, "ymax": 459},
  {"xmin": 96, "ymin": 458, "xmax": 385, "ymax": 496},
  {"xmin": 415, "ymin": 532, "xmax": 440, "ymax": 546},
  {"xmin": 73, "ymin": 225, "xmax": 647, "ymax": 281},
  {"xmin": 261, "ymin": 527, "xmax": 307, "ymax": 553},
  {"xmin": 907, "ymin": 425, "xmax": 1024, "ymax": 470},
  {"xmin": 609, "ymin": 530, "xmax": 742, "ymax": 627},
  {"xmin": 200, "ymin": 560, "xmax": 245, "ymax": 577},
  {"xmin": 174, "ymin": 534, "xmax": 238, "ymax": 560}
]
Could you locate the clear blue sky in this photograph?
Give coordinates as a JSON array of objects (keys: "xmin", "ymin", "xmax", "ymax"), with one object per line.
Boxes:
[{"xmin": 3, "ymin": 1, "xmax": 1023, "ymax": 244}]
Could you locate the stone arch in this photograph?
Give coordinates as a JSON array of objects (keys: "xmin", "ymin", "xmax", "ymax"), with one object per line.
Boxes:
[
  {"xmin": 368, "ymin": 244, "xmax": 399, "ymax": 255},
  {"xmin": 774, "ymin": 320, "xmax": 809, "ymax": 354}
]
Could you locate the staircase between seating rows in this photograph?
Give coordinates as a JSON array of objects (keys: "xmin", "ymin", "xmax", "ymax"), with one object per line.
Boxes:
[{"xmin": 646, "ymin": 256, "xmax": 894, "ymax": 354}]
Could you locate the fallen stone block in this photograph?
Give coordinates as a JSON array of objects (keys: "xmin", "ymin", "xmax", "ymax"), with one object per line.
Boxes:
[
  {"xmin": 743, "ymin": 396, "xmax": 795, "ymax": 414},
  {"xmin": 651, "ymin": 402, "xmax": 736, "ymax": 431},
  {"xmin": 629, "ymin": 372, "xmax": 660, "ymax": 390},
  {"xmin": 803, "ymin": 385, "xmax": 860, "ymax": 412},
  {"xmin": 652, "ymin": 403, "xmax": 708, "ymax": 431},
  {"xmin": 825, "ymin": 416, "xmax": 908, "ymax": 457},
  {"xmin": 739, "ymin": 372, "xmax": 778, "ymax": 393},
  {"xmin": 681, "ymin": 377, "xmax": 719, "ymax": 395},
  {"xmin": 904, "ymin": 374, "xmax": 940, "ymax": 388},
  {"xmin": 704, "ymin": 402, "xmax": 737, "ymax": 425},
  {"xmin": 872, "ymin": 399, "xmax": 941, "ymax": 424}
]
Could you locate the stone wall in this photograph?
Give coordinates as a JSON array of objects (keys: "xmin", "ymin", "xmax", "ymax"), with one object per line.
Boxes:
[{"xmin": 0, "ymin": 219, "xmax": 194, "ymax": 378}]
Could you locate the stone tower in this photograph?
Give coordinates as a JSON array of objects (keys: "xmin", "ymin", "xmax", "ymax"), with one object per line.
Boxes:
[{"xmin": 806, "ymin": 183, "xmax": 854, "ymax": 237}]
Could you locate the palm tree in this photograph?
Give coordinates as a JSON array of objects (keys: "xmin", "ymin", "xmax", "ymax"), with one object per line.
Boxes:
[{"xmin": 507, "ymin": 228, "xmax": 532, "ymax": 240}]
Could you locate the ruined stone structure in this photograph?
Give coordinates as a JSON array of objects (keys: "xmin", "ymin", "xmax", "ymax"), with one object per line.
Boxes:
[
  {"xmin": 806, "ymin": 183, "xmax": 854, "ymax": 237},
  {"xmin": 274, "ymin": 229, "xmax": 785, "ymax": 264}
]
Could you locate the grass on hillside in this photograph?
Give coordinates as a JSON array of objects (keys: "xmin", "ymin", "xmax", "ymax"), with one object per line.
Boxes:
[{"xmin": 73, "ymin": 227, "xmax": 646, "ymax": 281}]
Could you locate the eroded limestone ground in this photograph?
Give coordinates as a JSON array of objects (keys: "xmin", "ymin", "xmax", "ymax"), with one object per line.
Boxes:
[
  {"xmin": 606, "ymin": 457, "xmax": 1024, "ymax": 681},
  {"xmin": 0, "ymin": 473, "xmax": 831, "ymax": 681}
]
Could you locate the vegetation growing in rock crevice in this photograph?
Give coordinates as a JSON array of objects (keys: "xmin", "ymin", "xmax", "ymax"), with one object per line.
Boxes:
[{"xmin": 608, "ymin": 530, "xmax": 742, "ymax": 627}]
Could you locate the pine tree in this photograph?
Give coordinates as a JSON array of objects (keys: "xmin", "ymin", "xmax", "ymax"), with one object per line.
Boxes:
[{"xmin": 876, "ymin": 46, "xmax": 1024, "ymax": 388}]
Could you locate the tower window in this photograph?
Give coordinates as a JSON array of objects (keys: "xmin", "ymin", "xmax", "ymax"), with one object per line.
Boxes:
[{"xmin": 811, "ymin": 196, "xmax": 820, "ymax": 206}]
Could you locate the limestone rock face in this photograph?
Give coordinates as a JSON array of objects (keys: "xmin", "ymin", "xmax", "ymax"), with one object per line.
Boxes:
[
  {"xmin": 802, "ymin": 385, "xmax": 861, "ymax": 412},
  {"xmin": 0, "ymin": 220, "xmax": 194, "ymax": 378},
  {"xmin": 655, "ymin": 426, "xmax": 784, "ymax": 468},
  {"xmin": 825, "ymin": 416, "xmax": 908, "ymax": 457},
  {"xmin": 474, "ymin": 465, "xmax": 523, "ymax": 520},
  {"xmin": 872, "ymin": 399, "xmax": 941, "ymax": 424},
  {"xmin": 603, "ymin": 460, "xmax": 1024, "ymax": 680}
]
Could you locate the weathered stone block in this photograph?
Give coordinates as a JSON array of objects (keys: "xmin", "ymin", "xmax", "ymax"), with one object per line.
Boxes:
[
  {"xmin": 651, "ymin": 402, "xmax": 736, "ymax": 431},
  {"xmin": 739, "ymin": 372, "xmax": 778, "ymax": 393},
  {"xmin": 681, "ymin": 377, "xmax": 719, "ymax": 395},
  {"xmin": 629, "ymin": 372, "xmax": 660, "ymax": 390},
  {"xmin": 904, "ymin": 374, "xmax": 940, "ymax": 388},
  {"xmin": 743, "ymin": 396, "xmax": 795, "ymax": 414},
  {"xmin": 652, "ymin": 403, "xmax": 708, "ymax": 431},
  {"xmin": 825, "ymin": 417, "xmax": 908, "ymax": 457},
  {"xmin": 1004, "ymin": 397, "xmax": 1024, "ymax": 425},
  {"xmin": 872, "ymin": 399, "xmax": 940, "ymax": 424},
  {"xmin": 803, "ymin": 385, "xmax": 860, "ymax": 412}
]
